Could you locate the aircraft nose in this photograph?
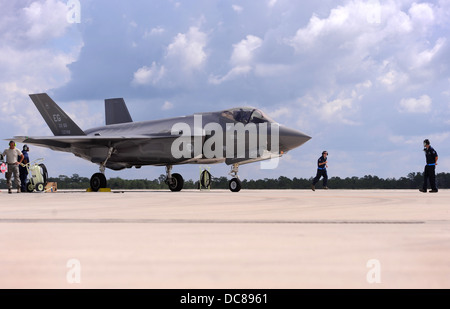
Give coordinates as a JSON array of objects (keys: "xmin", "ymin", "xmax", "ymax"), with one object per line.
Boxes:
[{"xmin": 278, "ymin": 125, "xmax": 311, "ymax": 152}]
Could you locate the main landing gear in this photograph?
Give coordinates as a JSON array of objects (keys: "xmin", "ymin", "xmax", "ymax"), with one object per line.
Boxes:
[
  {"xmin": 164, "ymin": 164, "xmax": 241, "ymax": 192},
  {"xmin": 228, "ymin": 163, "xmax": 241, "ymax": 192},
  {"xmin": 90, "ymin": 173, "xmax": 107, "ymax": 192},
  {"xmin": 89, "ymin": 147, "xmax": 113, "ymax": 192},
  {"xmin": 165, "ymin": 165, "xmax": 184, "ymax": 192}
]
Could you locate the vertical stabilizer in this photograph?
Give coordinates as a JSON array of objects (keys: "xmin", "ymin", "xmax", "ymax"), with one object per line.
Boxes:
[
  {"xmin": 105, "ymin": 98, "xmax": 133, "ymax": 125},
  {"xmin": 29, "ymin": 93, "xmax": 86, "ymax": 136}
]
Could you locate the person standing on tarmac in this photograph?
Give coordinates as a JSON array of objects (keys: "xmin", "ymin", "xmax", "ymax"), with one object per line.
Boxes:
[
  {"xmin": 312, "ymin": 151, "xmax": 328, "ymax": 191},
  {"xmin": 19, "ymin": 144, "xmax": 30, "ymax": 192},
  {"xmin": 2, "ymin": 141, "xmax": 24, "ymax": 194},
  {"xmin": 420, "ymin": 139, "xmax": 438, "ymax": 193}
]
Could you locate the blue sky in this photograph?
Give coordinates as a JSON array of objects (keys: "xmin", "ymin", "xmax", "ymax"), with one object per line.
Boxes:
[{"xmin": 1, "ymin": 0, "xmax": 449, "ymax": 182}]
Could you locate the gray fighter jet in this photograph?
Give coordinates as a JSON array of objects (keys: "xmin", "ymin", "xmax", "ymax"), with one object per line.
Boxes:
[{"xmin": 11, "ymin": 93, "xmax": 311, "ymax": 192}]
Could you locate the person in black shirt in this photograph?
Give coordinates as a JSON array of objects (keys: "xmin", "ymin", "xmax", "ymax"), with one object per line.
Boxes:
[
  {"xmin": 19, "ymin": 144, "xmax": 30, "ymax": 192},
  {"xmin": 312, "ymin": 151, "xmax": 328, "ymax": 191},
  {"xmin": 420, "ymin": 139, "xmax": 438, "ymax": 193}
]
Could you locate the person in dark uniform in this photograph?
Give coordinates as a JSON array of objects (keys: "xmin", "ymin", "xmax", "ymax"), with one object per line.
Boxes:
[
  {"xmin": 420, "ymin": 139, "xmax": 438, "ymax": 193},
  {"xmin": 312, "ymin": 151, "xmax": 328, "ymax": 191},
  {"xmin": 19, "ymin": 144, "xmax": 30, "ymax": 192}
]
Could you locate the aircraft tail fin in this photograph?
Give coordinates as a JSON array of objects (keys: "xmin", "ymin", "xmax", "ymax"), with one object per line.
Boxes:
[
  {"xmin": 105, "ymin": 98, "xmax": 133, "ymax": 125},
  {"xmin": 29, "ymin": 93, "xmax": 86, "ymax": 136}
]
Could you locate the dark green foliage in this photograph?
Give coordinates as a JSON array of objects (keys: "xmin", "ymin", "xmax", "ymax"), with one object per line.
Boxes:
[{"xmin": 1, "ymin": 172, "xmax": 450, "ymax": 190}]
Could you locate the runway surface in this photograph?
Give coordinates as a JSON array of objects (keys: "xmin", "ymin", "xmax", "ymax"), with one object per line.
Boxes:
[{"xmin": 0, "ymin": 189, "xmax": 449, "ymax": 288}]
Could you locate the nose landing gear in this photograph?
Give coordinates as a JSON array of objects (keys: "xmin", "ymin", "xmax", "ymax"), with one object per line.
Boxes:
[{"xmin": 228, "ymin": 164, "xmax": 241, "ymax": 192}]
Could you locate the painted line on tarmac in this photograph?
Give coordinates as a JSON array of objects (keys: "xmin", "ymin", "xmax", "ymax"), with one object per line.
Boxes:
[{"xmin": 0, "ymin": 218, "xmax": 425, "ymax": 224}]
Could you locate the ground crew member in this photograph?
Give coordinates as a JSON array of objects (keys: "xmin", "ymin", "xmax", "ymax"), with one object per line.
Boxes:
[
  {"xmin": 420, "ymin": 139, "xmax": 438, "ymax": 193},
  {"xmin": 19, "ymin": 144, "xmax": 30, "ymax": 192},
  {"xmin": 312, "ymin": 151, "xmax": 328, "ymax": 191},
  {"xmin": 2, "ymin": 141, "xmax": 24, "ymax": 194}
]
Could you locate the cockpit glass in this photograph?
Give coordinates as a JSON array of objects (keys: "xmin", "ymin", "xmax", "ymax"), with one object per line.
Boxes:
[
  {"xmin": 233, "ymin": 109, "xmax": 252, "ymax": 123},
  {"xmin": 221, "ymin": 108, "xmax": 274, "ymax": 124},
  {"xmin": 249, "ymin": 109, "xmax": 269, "ymax": 123}
]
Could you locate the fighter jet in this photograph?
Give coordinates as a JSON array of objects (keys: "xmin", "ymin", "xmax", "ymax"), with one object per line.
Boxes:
[{"xmin": 10, "ymin": 93, "xmax": 311, "ymax": 192}]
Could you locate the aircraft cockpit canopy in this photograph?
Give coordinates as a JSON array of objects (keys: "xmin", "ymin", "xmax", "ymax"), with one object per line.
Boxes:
[{"xmin": 221, "ymin": 108, "xmax": 275, "ymax": 124}]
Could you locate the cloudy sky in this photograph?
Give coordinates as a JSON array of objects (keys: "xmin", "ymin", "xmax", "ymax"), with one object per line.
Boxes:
[{"xmin": 1, "ymin": 0, "xmax": 449, "ymax": 182}]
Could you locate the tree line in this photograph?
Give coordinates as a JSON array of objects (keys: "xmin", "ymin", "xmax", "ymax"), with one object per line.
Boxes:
[{"xmin": 1, "ymin": 172, "xmax": 449, "ymax": 190}]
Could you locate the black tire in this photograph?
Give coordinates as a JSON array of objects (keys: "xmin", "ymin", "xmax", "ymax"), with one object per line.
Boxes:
[
  {"xmin": 168, "ymin": 173, "xmax": 184, "ymax": 192},
  {"xmin": 26, "ymin": 182, "xmax": 34, "ymax": 192},
  {"xmin": 200, "ymin": 170, "xmax": 211, "ymax": 189},
  {"xmin": 229, "ymin": 178, "xmax": 241, "ymax": 192},
  {"xmin": 36, "ymin": 182, "xmax": 45, "ymax": 192},
  {"xmin": 38, "ymin": 164, "xmax": 48, "ymax": 185},
  {"xmin": 90, "ymin": 173, "xmax": 107, "ymax": 192}
]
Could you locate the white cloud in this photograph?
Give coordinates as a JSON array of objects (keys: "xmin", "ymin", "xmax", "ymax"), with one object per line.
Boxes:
[
  {"xmin": 0, "ymin": 0, "xmax": 81, "ymax": 135},
  {"xmin": 266, "ymin": 107, "xmax": 290, "ymax": 120},
  {"xmin": 426, "ymin": 132, "xmax": 450, "ymax": 145},
  {"xmin": 144, "ymin": 26, "xmax": 165, "ymax": 37},
  {"xmin": 413, "ymin": 38, "xmax": 446, "ymax": 69},
  {"xmin": 254, "ymin": 64, "xmax": 291, "ymax": 77},
  {"xmin": 356, "ymin": 80, "xmax": 372, "ymax": 90},
  {"xmin": 285, "ymin": 0, "xmax": 446, "ymax": 94},
  {"xmin": 389, "ymin": 131, "xmax": 450, "ymax": 146},
  {"xmin": 398, "ymin": 95, "xmax": 432, "ymax": 113},
  {"xmin": 297, "ymin": 80, "xmax": 373, "ymax": 126},
  {"xmin": 321, "ymin": 97, "xmax": 356, "ymax": 125},
  {"xmin": 230, "ymin": 35, "xmax": 263, "ymax": 66},
  {"xmin": 288, "ymin": 1, "xmax": 413, "ymax": 53},
  {"xmin": 208, "ymin": 66, "xmax": 252, "ymax": 85},
  {"xmin": 67, "ymin": 101, "xmax": 103, "ymax": 129},
  {"xmin": 288, "ymin": 5, "xmax": 352, "ymax": 51},
  {"xmin": 377, "ymin": 68, "xmax": 409, "ymax": 91},
  {"xmin": 232, "ymin": 5, "xmax": 243, "ymax": 13},
  {"xmin": 22, "ymin": 0, "xmax": 70, "ymax": 42},
  {"xmin": 209, "ymin": 35, "xmax": 262, "ymax": 84},
  {"xmin": 166, "ymin": 26, "xmax": 207, "ymax": 72},
  {"xmin": 132, "ymin": 62, "xmax": 165, "ymax": 86},
  {"xmin": 298, "ymin": 92, "xmax": 359, "ymax": 126},
  {"xmin": 0, "ymin": 45, "xmax": 80, "ymax": 133},
  {"xmin": 132, "ymin": 26, "xmax": 208, "ymax": 87},
  {"xmin": 161, "ymin": 101, "xmax": 174, "ymax": 110},
  {"xmin": 268, "ymin": 0, "xmax": 277, "ymax": 8},
  {"xmin": 409, "ymin": 2, "xmax": 435, "ymax": 30}
]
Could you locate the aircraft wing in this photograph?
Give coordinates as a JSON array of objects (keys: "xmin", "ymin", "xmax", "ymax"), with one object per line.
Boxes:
[{"xmin": 10, "ymin": 134, "xmax": 179, "ymax": 151}]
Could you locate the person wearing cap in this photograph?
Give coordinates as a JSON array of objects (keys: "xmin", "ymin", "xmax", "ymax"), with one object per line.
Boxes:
[
  {"xmin": 312, "ymin": 151, "xmax": 329, "ymax": 191},
  {"xmin": 420, "ymin": 139, "xmax": 438, "ymax": 193},
  {"xmin": 19, "ymin": 145, "xmax": 30, "ymax": 192},
  {"xmin": 2, "ymin": 141, "xmax": 24, "ymax": 194}
]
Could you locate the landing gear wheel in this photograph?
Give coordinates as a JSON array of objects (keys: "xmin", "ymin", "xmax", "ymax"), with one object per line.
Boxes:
[
  {"xmin": 36, "ymin": 182, "xmax": 45, "ymax": 192},
  {"xmin": 168, "ymin": 173, "xmax": 184, "ymax": 192},
  {"xmin": 90, "ymin": 173, "xmax": 107, "ymax": 192},
  {"xmin": 229, "ymin": 178, "xmax": 241, "ymax": 192},
  {"xmin": 26, "ymin": 182, "xmax": 34, "ymax": 192}
]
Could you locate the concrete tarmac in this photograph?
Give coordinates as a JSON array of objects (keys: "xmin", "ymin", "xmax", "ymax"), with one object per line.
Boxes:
[{"xmin": 0, "ymin": 189, "xmax": 449, "ymax": 288}]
